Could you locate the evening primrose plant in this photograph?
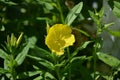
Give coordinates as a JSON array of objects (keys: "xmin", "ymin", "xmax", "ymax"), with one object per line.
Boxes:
[
  {"xmin": 0, "ymin": 33, "xmax": 36, "ymax": 80},
  {"xmin": 1, "ymin": 1, "xmax": 120, "ymax": 80}
]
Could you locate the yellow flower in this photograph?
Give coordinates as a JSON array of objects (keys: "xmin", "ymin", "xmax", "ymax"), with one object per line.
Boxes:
[{"xmin": 45, "ymin": 24, "xmax": 75, "ymax": 55}]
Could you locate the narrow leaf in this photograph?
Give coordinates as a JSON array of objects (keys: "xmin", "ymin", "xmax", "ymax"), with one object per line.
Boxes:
[
  {"xmin": 27, "ymin": 55, "xmax": 54, "ymax": 72},
  {"xmin": 0, "ymin": 68, "xmax": 9, "ymax": 74},
  {"xmin": 71, "ymin": 41, "xmax": 92, "ymax": 57},
  {"xmin": 46, "ymin": 22, "xmax": 50, "ymax": 34},
  {"xmin": 99, "ymin": 7, "xmax": 104, "ymax": 18},
  {"xmin": 44, "ymin": 72, "xmax": 56, "ymax": 80},
  {"xmin": 65, "ymin": 2, "xmax": 83, "ymax": 26},
  {"xmin": 70, "ymin": 56, "xmax": 86, "ymax": 63},
  {"xmin": 29, "ymin": 46, "xmax": 53, "ymax": 62},
  {"xmin": 17, "ymin": 71, "xmax": 41, "ymax": 79},
  {"xmin": 88, "ymin": 10, "xmax": 99, "ymax": 25},
  {"xmin": 28, "ymin": 54, "xmax": 54, "ymax": 70},
  {"xmin": 103, "ymin": 22, "xmax": 114, "ymax": 29},
  {"xmin": 0, "ymin": 49, "xmax": 9, "ymax": 60},
  {"xmin": 38, "ymin": 61, "xmax": 54, "ymax": 71},
  {"xmin": 72, "ymin": 28, "xmax": 90, "ymax": 37},
  {"xmin": 113, "ymin": 1, "xmax": 120, "ymax": 18},
  {"xmin": 15, "ymin": 37, "xmax": 37, "ymax": 65},
  {"xmin": 80, "ymin": 41, "xmax": 93, "ymax": 50},
  {"xmin": 106, "ymin": 29, "xmax": 120, "ymax": 37},
  {"xmin": 97, "ymin": 52, "xmax": 120, "ymax": 68},
  {"xmin": 114, "ymin": 1, "xmax": 120, "ymax": 9}
]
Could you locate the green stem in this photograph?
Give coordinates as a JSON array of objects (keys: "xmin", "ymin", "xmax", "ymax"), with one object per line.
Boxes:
[
  {"xmin": 56, "ymin": 0, "xmax": 65, "ymax": 23},
  {"xmin": 92, "ymin": 19, "xmax": 102, "ymax": 80},
  {"xmin": 56, "ymin": 67, "xmax": 61, "ymax": 80},
  {"xmin": 93, "ymin": 25, "xmax": 102, "ymax": 80},
  {"xmin": 52, "ymin": 53, "xmax": 61, "ymax": 80},
  {"xmin": 93, "ymin": 42, "xmax": 97, "ymax": 80},
  {"xmin": 67, "ymin": 47, "xmax": 71, "ymax": 80},
  {"xmin": 11, "ymin": 68, "xmax": 16, "ymax": 80},
  {"xmin": 10, "ymin": 55, "xmax": 16, "ymax": 80}
]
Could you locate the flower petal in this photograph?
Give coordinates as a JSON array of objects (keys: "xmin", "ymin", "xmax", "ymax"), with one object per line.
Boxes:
[
  {"xmin": 64, "ymin": 34, "xmax": 75, "ymax": 47},
  {"xmin": 45, "ymin": 24, "xmax": 75, "ymax": 55}
]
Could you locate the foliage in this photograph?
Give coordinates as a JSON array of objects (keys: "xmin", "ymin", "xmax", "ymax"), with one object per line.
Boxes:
[{"xmin": 0, "ymin": 0, "xmax": 120, "ymax": 80}]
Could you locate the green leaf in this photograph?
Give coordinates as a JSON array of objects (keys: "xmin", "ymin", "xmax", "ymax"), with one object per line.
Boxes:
[
  {"xmin": 98, "ymin": 7, "xmax": 104, "ymax": 18},
  {"xmin": 29, "ymin": 46, "xmax": 53, "ymax": 61},
  {"xmin": 72, "ymin": 28, "xmax": 90, "ymax": 37},
  {"xmin": 17, "ymin": 71, "xmax": 41, "ymax": 79},
  {"xmin": 0, "ymin": 25, "xmax": 5, "ymax": 31},
  {"xmin": 80, "ymin": 41, "xmax": 93, "ymax": 50},
  {"xmin": 38, "ymin": 61, "xmax": 54, "ymax": 71},
  {"xmin": 44, "ymin": 2, "xmax": 54, "ymax": 10},
  {"xmin": 97, "ymin": 52, "xmax": 120, "ymax": 68},
  {"xmin": 71, "ymin": 41, "xmax": 92, "ymax": 57},
  {"xmin": 15, "ymin": 37, "xmax": 37, "ymax": 66},
  {"xmin": 36, "ymin": 0, "xmax": 54, "ymax": 12},
  {"xmin": 44, "ymin": 72, "xmax": 56, "ymax": 80},
  {"xmin": 89, "ymin": 7, "xmax": 104, "ymax": 26},
  {"xmin": 88, "ymin": 10, "xmax": 99, "ymax": 25},
  {"xmin": 106, "ymin": 29, "xmax": 120, "ymax": 37},
  {"xmin": 27, "ymin": 55, "xmax": 54, "ymax": 71},
  {"xmin": 28, "ymin": 71, "xmax": 41, "ymax": 77},
  {"xmin": 67, "ymin": 56, "xmax": 93, "ymax": 80},
  {"xmin": 0, "ymin": 49, "xmax": 9, "ymax": 60},
  {"xmin": 113, "ymin": 1, "xmax": 120, "ymax": 18},
  {"xmin": 65, "ymin": 2, "xmax": 83, "ymax": 26},
  {"xmin": 103, "ymin": 22, "xmax": 114, "ymax": 29},
  {"xmin": 70, "ymin": 56, "xmax": 86, "ymax": 63},
  {"xmin": 33, "ymin": 76, "xmax": 43, "ymax": 80},
  {"xmin": 0, "ymin": 68, "xmax": 9, "ymax": 74},
  {"xmin": 114, "ymin": 1, "xmax": 120, "ymax": 9},
  {"xmin": 1, "ymin": 0, "xmax": 17, "ymax": 5},
  {"xmin": 36, "ymin": 17, "xmax": 50, "ymax": 21}
]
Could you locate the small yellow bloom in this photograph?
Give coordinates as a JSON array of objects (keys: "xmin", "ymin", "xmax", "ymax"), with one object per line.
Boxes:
[{"xmin": 45, "ymin": 24, "xmax": 75, "ymax": 55}]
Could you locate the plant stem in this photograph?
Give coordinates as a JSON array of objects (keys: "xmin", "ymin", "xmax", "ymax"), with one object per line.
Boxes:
[
  {"xmin": 67, "ymin": 47, "xmax": 71, "ymax": 80},
  {"xmin": 93, "ymin": 42, "xmax": 97, "ymax": 80},
  {"xmin": 56, "ymin": 67, "xmax": 61, "ymax": 80},
  {"xmin": 10, "ymin": 55, "xmax": 16, "ymax": 80},
  {"xmin": 56, "ymin": 0, "xmax": 65, "ymax": 23},
  {"xmin": 92, "ymin": 16, "xmax": 102, "ymax": 79},
  {"xmin": 11, "ymin": 69, "xmax": 16, "ymax": 80},
  {"xmin": 52, "ymin": 53, "xmax": 61, "ymax": 80}
]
